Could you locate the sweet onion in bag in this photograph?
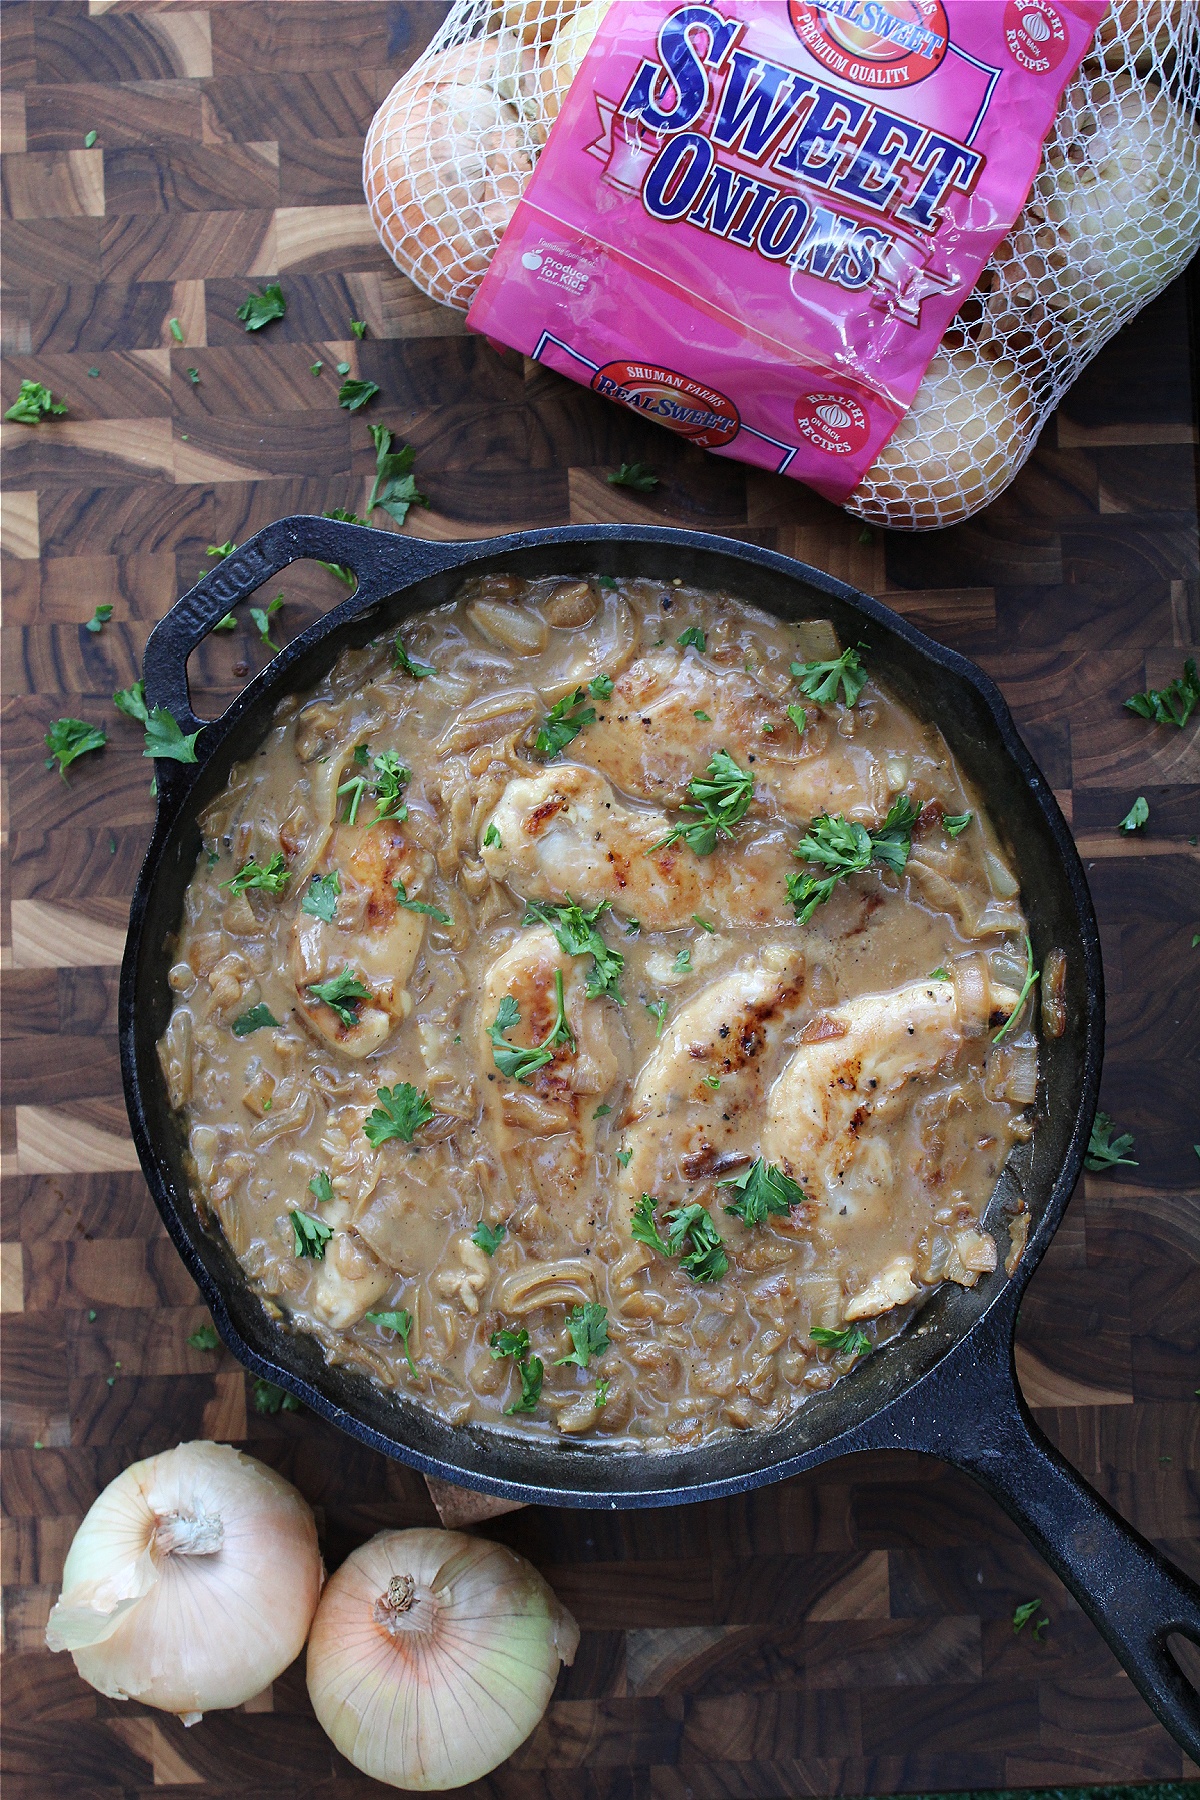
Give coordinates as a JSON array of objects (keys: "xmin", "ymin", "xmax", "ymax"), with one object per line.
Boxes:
[{"xmin": 365, "ymin": 1, "xmax": 1200, "ymax": 529}]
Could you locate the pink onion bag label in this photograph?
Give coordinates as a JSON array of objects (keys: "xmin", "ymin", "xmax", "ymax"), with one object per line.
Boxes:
[{"xmin": 468, "ymin": 0, "xmax": 1105, "ymax": 502}]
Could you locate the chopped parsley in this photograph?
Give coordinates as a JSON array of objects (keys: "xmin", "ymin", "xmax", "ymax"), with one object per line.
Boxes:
[
  {"xmin": 350, "ymin": 319, "xmax": 367, "ymax": 339},
  {"xmin": 488, "ymin": 972, "xmax": 574, "ymax": 1083},
  {"xmin": 236, "ymin": 282, "xmax": 286, "ymax": 331},
  {"xmin": 787, "ymin": 794, "xmax": 920, "ymax": 922},
  {"xmin": 371, "ymin": 750, "xmax": 410, "ymax": 822},
  {"xmin": 84, "ymin": 130, "xmax": 97, "ymax": 148},
  {"xmin": 253, "ymin": 1378, "xmax": 299, "ymax": 1414},
  {"xmin": 811, "ymin": 1323, "xmax": 871, "ymax": 1357},
  {"xmin": 943, "ymin": 811, "xmax": 973, "ymax": 836},
  {"xmin": 310, "ymin": 360, "xmax": 323, "ymax": 375},
  {"xmin": 677, "ymin": 626, "xmax": 706, "ymax": 652},
  {"xmin": 616, "ymin": 1148, "xmax": 632, "ymax": 1168},
  {"xmin": 672, "ymin": 948, "xmax": 691, "ymax": 973},
  {"xmin": 336, "ymin": 360, "xmax": 351, "ymax": 376},
  {"xmin": 597, "ymin": 575, "xmax": 618, "ymax": 590},
  {"xmin": 930, "ymin": 967, "xmax": 950, "ymax": 981},
  {"xmin": 290, "ymin": 1210, "xmax": 333, "ymax": 1258},
  {"xmin": 114, "ymin": 680, "xmax": 149, "ymax": 725},
  {"xmin": 554, "ymin": 1302, "xmax": 609, "ymax": 1368},
  {"xmin": 144, "ymin": 706, "xmax": 200, "ymax": 763},
  {"xmin": 991, "ymin": 935, "xmax": 1039, "ymax": 1045},
  {"xmin": 5, "ymin": 379, "xmax": 67, "ymax": 424},
  {"xmin": 645, "ymin": 996, "xmax": 668, "ymax": 1036},
  {"xmin": 594, "ymin": 1378, "xmax": 610, "ymax": 1408},
  {"xmin": 1118, "ymin": 795, "xmax": 1149, "ymax": 833},
  {"xmin": 472, "ymin": 1219, "xmax": 506, "ymax": 1255},
  {"xmin": 169, "ymin": 316, "xmax": 184, "ymax": 342},
  {"xmin": 791, "ymin": 642, "xmax": 868, "ymax": 708},
  {"xmin": 482, "ymin": 822, "xmax": 502, "ymax": 849},
  {"xmin": 301, "ymin": 870, "xmax": 340, "ymax": 922},
  {"xmin": 535, "ymin": 686, "xmax": 596, "ymax": 759},
  {"xmin": 393, "ymin": 878, "xmax": 451, "ymax": 923},
  {"xmin": 649, "ymin": 749, "xmax": 755, "ymax": 856},
  {"xmin": 607, "ymin": 462, "xmax": 658, "ymax": 490},
  {"xmin": 232, "ymin": 1003, "xmax": 280, "ymax": 1037},
  {"xmin": 692, "ymin": 914, "xmax": 715, "ymax": 932},
  {"xmin": 1084, "ymin": 1111, "xmax": 1138, "ymax": 1171},
  {"xmin": 1012, "ymin": 1598, "xmax": 1048, "ymax": 1640},
  {"xmin": 489, "ymin": 1326, "xmax": 544, "ymax": 1414},
  {"xmin": 365, "ymin": 1309, "xmax": 419, "ymax": 1379},
  {"xmin": 523, "ymin": 896, "xmax": 624, "ymax": 1001},
  {"xmin": 249, "ymin": 592, "xmax": 283, "ymax": 651},
  {"xmin": 392, "ymin": 635, "xmax": 436, "ymax": 678},
  {"xmin": 370, "ymin": 425, "xmax": 428, "ymax": 528},
  {"xmin": 719, "ymin": 1158, "xmax": 806, "ymax": 1227},
  {"xmin": 589, "ymin": 672, "xmax": 614, "ymax": 698},
  {"xmin": 1124, "ymin": 658, "xmax": 1198, "ymax": 729},
  {"xmin": 338, "ymin": 377, "xmax": 379, "ymax": 412},
  {"xmin": 694, "ymin": 709, "xmax": 711, "ymax": 722},
  {"xmin": 593, "ymin": 1104, "xmax": 612, "ymax": 1118},
  {"xmin": 222, "ymin": 853, "xmax": 289, "ymax": 896},
  {"xmin": 309, "ymin": 1171, "xmax": 334, "ymax": 1203},
  {"xmin": 307, "ymin": 966, "xmax": 371, "ymax": 1027},
  {"xmin": 188, "ymin": 1324, "xmax": 219, "ymax": 1350},
  {"xmin": 703, "ymin": 1074, "xmax": 721, "ymax": 1089},
  {"xmin": 786, "ymin": 703, "xmax": 807, "ymax": 734},
  {"xmin": 187, "ymin": 367, "xmax": 200, "ymax": 385},
  {"xmin": 44, "ymin": 717, "xmax": 106, "ymax": 778},
  {"xmin": 85, "ymin": 604, "xmax": 113, "ymax": 633},
  {"xmin": 363, "ymin": 1082, "xmax": 434, "ymax": 1147},
  {"xmin": 632, "ymin": 1195, "xmax": 728, "ymax": 1281}
]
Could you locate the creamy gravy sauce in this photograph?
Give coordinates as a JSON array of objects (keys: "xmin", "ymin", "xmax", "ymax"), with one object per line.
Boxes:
[{"xmin": 161, "ymin": 573, "xmax": 1036, "ymax": 1447}]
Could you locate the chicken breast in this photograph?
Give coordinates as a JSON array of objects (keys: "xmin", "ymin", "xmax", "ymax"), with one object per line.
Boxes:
[
  {"xmin": 291, "ymin": 822, "xmax": 432, "ymax": 1058},
  {"xmin": 583, "ymin": 648, "xmax": 892, "ymax": 824},
  {"xmin": 480, "ymin": 763, "xmax": 795, "ymax": 930},
  {"xmin": 614, "ymin": 949, "xmax": 808, "ymax": 1224},
  {"xmin": 477, "ymin": 926, "xmax": 624, "ymax": 1226}
]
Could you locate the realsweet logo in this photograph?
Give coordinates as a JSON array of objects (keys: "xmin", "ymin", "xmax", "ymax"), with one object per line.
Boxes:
[
  {"xmin": 591, "ymin": 362, "xmax": 740, "ymax": 448},
  {"xmin": 789, "ymin": 0, "xmax": 950, "ymax": 88}
]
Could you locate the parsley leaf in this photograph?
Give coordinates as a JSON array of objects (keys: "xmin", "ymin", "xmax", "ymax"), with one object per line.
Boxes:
[
  {"xmin": 991, "ymin": 935, "xmax": 1039, "ymax": 1044},
  {"xmin": 595, "ymin": 1377, "xmax": 610, "ymax": 1408},
  {"xmin": 791, "ymin": 642, "xmax": 868, "ymax": 708},
  {"xmin": 489, "ymin": 1326, "xmax": 543, "ymax": 1414},
  {"xmin": 187, "ymin": 367, "xmax": 200, "ymax": 386},
  {"xmin": 616, "ymin": 1148, "xmax": 632, "ymax": 1168},
  {"xmin": 787, "ymin": 795, "xmax": 919, "ymax": 920},
  {"xmin": 694, "ymin": 710, "xmax": 711, "ymax": 722},
  {"xmin": 369, "ymin": 425, "xmax": 428, "ymax": 528},
  {"xmin": 693, "ymin": 914, "xmax": 715, "ymax": 932},
  {"xmin": 168, "ymin": 316, "xmax": 184, "ymax": 342},
  {"xmin": 114, "ymin": 679, "xmax": 149, "ymax": 725},
  {"xmin": 1012, "ymin": 1598, "xmax": 1048, "ymax": 1639},
  {"xmin": 593, "ymin": 1103, "xmax": 612, "ymax": 1118},
  {"xmin": 44, "ymin": 717, "xmax": 106, "ymax": 778},
  {"xmin": 1118, "ymin": 795, "xmax": 1149, "ymax": 833},
  {"xmin": 867, "ymin": 794, "xmax": 921, "ymax": 875},
  {"xmin": 554, "ymin": 1302, "xmax": 610, "ymax": 1368},
  {"xmin": 393, "ymin": 635, "xmax": 436, "ymax": 678},
  {"xmin": 719, "ymin": 1158, "xmax": 806, "ymax": 1227},
  {"xmin": 786, "ymin": 703, "xmax": 807, "ymax": 734},
  {"xmin": 307, "ymin": 966, "xmax": 371, "ymax": 1027},
  {"xmin": 786, "ymin": 870, "xmax": 840, "ymax": 923},
  {"xmin": 1124, "ymin": 658, "xmax": 1198, "ymax": 729},
  {"xmin": 236, "ymin": 282, "xmax": 286, "ymax": 332},
  {"xmin": 144, "ymin": 706, "xmax": 200, "ymax": 763},
  {"xmin": 488, "ymin": 971, "xmax": 574, "ymax": 1082},
  {"xmin": 253, "ymin": 1377, "xmax": 299, "ymax": 1413},
  {"xmin": 85, "ymin": 604, "xmax": 113, "ymax": 633},
  {"xmin": 350, "ymin": 319, "xmax": 367, "ymax": 339},
  {"xmin": 366, "ymin": 1309, "xmax": 419, "ymax": 1379},
  {"xmin": 650, "ymin": 749, "xmax": 755, "ymax": 857},
  {"xmin": 364, "ymin": 1082, "xmax": 434, "ymax": 1147},
  {"xmin": 930, "ymin": 967, "xmax": 950, "ymax": 981},
  {"xmin": 232, "ymin": 1003, "xmax": 280, "ymax": 1036},
  {"xmin": 589, "ymin": 672, "xmax": 615, "ymax": 698},
  {"xmin": 632, "ymin": 1195, "xmax": 670, "ymax": 1254},
  {"xmin": 665, "ymin": 1204, "xmax": 728, "ymax": 1281},
  {"xmin": 811, "ymin": 1323, "xmax": 871, "ymax": 1357},
  {"xmin": 222, "ymin": 853, "xmax": 289, "ymax": 896},
  {"xmin": 393, "ymin": 878, "xmax": 450, "ymax": 923},
  {"xmin": 339, "ymin": 377, "xmax": 379, "ymax": 413},
  {"xmin": 188, "ymin": 1324, "xmax": 219, "ymax": 1351},
  {"xmin": 1084, "ymin": 1111, "xmax": 1138, "ymax": 1171},
  {"xmin": 535, "ymin": 686, "xmax": 596, "ymax": 759},
  {"xmin": 523, "ymin": 896, "xmax": 624, "ymax": 1001},
  {"xmin": 472, "ymin": 1219, "xmax": 506, "ymax": 1255},
  {"xmin": 677, "ymin": 626, "xmax": 705, "ymax": 652},
  {"xmin": 301, "ymin": 870, "xmax": 340, "ymax": 922},
  {"xmin": 482, "ymin": 822, "xmax": 502, "ymax": 849},
  {"xmin": 370, "ymin": 750, "xmax": 410, "ymax": 823},
  {"xmin": 249, "ymin": 592, "xmax": 283, "ymax": 651},
  {"xmin": 703, "ymin": 1074, "xmax": 721, "ymax": 1090},
  {"xmin": 943, "ymin": 811, "xmax": 973, "ymax": 836},
  {"xmin": 597, "ymin": 575, "xmax": 618, "ymax": 591},
  {"xmin": 5, "ymin": 379, "xmax": 68, "ymax": 424},
  {"xmin": 290, "ymin": 1210, "xmax": 333, "ymax": 1258},
  {"xmin": 645, "ymin": 996, "xmax": 668, "ymax": 1036},
  {"xmin": 607, "ymin": 462, "xmax": 659, "ymax": 491},
  {"xmin": 84, "ymin": 130, "xmax": 97, "ymax": 148},
  {"xmin": 309, "ymin": 1171, "xmax": 334, "ymax": 1203},
  {"xmin": 673, "ymin": 948, "xmax": 691, "ymax": 973}
]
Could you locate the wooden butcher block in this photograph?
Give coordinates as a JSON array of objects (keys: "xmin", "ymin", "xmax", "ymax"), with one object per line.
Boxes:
[{"xmin": 1, "ymin": 3, "xmax": 1197, "ymax": 1792}]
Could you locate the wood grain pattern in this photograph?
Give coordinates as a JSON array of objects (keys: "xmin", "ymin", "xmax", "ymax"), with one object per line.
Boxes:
[{"xmin": 2, "ymin": 3, "xmax": 1198, "ymax": 1792}]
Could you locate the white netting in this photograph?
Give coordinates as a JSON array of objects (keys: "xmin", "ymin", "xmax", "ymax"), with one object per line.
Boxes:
[{"xmin": 364, "ymin": 2, "xmax": 1200, "ymax": 530}]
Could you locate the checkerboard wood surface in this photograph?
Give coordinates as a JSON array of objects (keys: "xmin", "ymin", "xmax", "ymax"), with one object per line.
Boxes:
[{"xmin": 2, "ymin": 4, "xmax": 1198, "ymax": 1792}]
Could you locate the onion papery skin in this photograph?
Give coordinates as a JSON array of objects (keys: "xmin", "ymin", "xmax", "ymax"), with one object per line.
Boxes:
[
  {"xmin": 46, "ymin": 1441, "xmax": 323, "ymax": 1719},
  {"xmin": 306, "ymin": 1528, "xmax": 579, "ymax": 1789}
]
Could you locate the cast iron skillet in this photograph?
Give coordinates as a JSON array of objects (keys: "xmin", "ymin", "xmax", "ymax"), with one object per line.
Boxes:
[{"xmin": 122, "ymin": 517, "xmax": 1200, "ymax": 1754}]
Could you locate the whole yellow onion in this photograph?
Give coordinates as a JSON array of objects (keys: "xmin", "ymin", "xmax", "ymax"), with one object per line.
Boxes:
[{"xmin": 306, "ymin": 1527, "xmax": 579, "ymax": 1789}]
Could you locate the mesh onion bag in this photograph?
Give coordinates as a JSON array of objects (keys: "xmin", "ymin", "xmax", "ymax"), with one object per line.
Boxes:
[{"xmin": 364, "ymin": 1, "xmax": 1200, "ymax": 530}]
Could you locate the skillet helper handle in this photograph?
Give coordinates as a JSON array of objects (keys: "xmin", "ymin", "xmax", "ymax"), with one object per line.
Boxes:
[
  {"xmin": 141, "ymin": 515, "xmax": 447, "ymax": 736},
  {"xmin": 949, "ymin": 1369, "xmax": 1200, "ymax": 1759}
]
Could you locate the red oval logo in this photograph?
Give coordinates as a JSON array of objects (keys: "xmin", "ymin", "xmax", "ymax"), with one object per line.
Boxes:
[
  {"xmin": 793, "ymin": 391, "xmax": 871, "ymax": 456},
  {"xmin": 591, "ymin": 361, "xmax": 740, "ymax": 449},
  {"xmin": 789, "ymin": 0, "xmax": 950, "ymax": 88},
  {"xmin": 1002, "ymin": 0, "xmax": 1068, "ymax": 73}
]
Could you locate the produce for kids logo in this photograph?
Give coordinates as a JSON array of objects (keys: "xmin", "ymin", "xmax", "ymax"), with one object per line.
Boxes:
[
  {"xmin": 591, "ymin": 360, "xmax": 740, "ymax": 447},
  {"xmin": 788, "ymin": 0, "xmax": 950, "ymax": 88},
  {"xmin": 793, "ymin": 390, "xmax": 870, "ymax": 455}
]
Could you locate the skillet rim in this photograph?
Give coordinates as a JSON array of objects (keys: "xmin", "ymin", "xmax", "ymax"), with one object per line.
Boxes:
[{"xmin": 120, "ymin": 520, "xmax": 1103, "ymax": 1507}]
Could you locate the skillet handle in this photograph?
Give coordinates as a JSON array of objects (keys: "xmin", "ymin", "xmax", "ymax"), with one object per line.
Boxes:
[
  {"xmin": 939, "ymin": 1340, "xmax": 1200, "ymax": 1760},
  {"xmin": 142, "ymin": 515, "xmax": 454, "ymax": 738}
]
